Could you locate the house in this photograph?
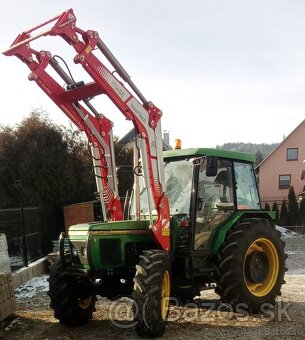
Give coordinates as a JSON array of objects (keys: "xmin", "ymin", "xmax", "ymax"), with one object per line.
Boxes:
[
  {"xmin": 119, "ymin": 128, "xmax": 172, "ymax": 151},
  {"xmin": 256, "ymin": 119, "xmax": 305, "ymax": 206}
]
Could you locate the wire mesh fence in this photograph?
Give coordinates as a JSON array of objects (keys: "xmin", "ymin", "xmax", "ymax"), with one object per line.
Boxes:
[{"xmin": 0, "ymin": 207, "xmax": 64, "ymax": 271}]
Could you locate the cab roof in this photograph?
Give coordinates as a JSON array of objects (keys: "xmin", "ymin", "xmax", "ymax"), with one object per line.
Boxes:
[{"xmin": 163, "ymin": 148, "xmax": 256, "ymax": 163}]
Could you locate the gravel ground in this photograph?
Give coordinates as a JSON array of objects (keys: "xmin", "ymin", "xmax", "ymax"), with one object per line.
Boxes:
[{"xmin": 1, "ymin": 230, "xmax": 304, "ymax": 340}]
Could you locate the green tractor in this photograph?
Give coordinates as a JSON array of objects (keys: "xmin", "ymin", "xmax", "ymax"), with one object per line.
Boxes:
[
  {"xmin": 49, "ymin": 148, "xmax": 286, "ymax": 337},
  {"xmin": 3, "ymin": 9, "xmax": 286, "ymax": 337}
]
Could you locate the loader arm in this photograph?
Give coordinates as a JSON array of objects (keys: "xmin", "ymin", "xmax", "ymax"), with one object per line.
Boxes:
[{"xmin": 3, "ymin": 8, "xmax": 170, "ymax": 250}]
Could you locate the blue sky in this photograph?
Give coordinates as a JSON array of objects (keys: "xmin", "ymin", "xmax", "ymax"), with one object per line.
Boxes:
[{"xmin": 1, "ymin": 1, "xmax": 305, "ymax": 148}]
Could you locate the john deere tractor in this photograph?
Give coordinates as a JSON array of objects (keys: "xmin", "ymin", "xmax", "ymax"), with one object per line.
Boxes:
[
  {"xmin": 3, "ymin": 9, "xmax": 286, "ymax": 338},
  {"xmin": 49, "ymin": 148, "xmax": 286, "ymax": 336}
]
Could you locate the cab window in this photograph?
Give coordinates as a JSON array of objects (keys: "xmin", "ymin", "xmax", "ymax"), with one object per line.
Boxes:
[{"xmin": 234, "ymin": 162, "xmax": 260, "ymax": 210}]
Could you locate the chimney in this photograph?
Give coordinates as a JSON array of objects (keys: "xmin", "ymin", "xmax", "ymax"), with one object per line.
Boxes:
[{"xmin": 163, "ymin": 130, "xmax": 170, "ymax": 146}]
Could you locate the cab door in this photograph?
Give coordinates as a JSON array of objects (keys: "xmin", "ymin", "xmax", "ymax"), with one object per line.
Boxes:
[{"xmin": 193, "ymin": 158, "xmax": 235, "ymax": 250}]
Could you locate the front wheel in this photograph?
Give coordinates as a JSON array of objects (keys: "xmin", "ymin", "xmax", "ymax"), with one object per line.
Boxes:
[
  {"xmin": 48, "ymin": 260, "xmax": 96, "ymax": 325},
  {"xmin": 214, "ymin": 219, "xmax": 287, "ymax": 313},
  {"xmin": 133, "ymin": 249, "xmax": 171, "ymax": 337}
]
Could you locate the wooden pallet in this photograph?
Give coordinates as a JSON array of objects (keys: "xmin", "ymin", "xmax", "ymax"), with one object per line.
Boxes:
[{"xmin": 0, "ymin": 274, "xmax": 16, "ymax": 321}]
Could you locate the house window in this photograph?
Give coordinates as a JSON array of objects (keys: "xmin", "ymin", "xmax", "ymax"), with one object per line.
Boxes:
[
  {"xmin": 287, "ymin": 148, "xmax": 298, "ymax": 161},
  {"xmin": 279, "ymin": 175, "xmax": 291, "ymax": 189}
]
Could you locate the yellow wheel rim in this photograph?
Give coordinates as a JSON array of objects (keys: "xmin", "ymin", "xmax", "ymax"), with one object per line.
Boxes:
[
  {"xmin": 244, "ymin": 238, "xmax": 279, "ymax": 297},
  {"xmin": 161, "ymin": 270, "xmax": 170, "ymax": 320},
  {"xmin": 78, "ymin": 296, "xmax": 92, "ymax": 309}
]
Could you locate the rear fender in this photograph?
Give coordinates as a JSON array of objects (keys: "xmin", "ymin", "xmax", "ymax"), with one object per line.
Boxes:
[{"xmin": 211, "ymin": 211, "xmax": 275, "ymax": 255}]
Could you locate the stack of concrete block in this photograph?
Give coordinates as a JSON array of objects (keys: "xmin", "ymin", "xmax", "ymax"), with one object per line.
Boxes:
[{"xmin": 0, "ymin": 234, "xmax": 16, "ymax": 322}]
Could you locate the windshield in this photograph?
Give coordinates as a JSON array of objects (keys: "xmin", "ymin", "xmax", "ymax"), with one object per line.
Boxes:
[
  {"xmin": 130, "ymin": 158, "xmax": 193, "ymax": 218},
  {"xmin": 164, "ymin": 159, "xmax": 193, "ymax": 214}
]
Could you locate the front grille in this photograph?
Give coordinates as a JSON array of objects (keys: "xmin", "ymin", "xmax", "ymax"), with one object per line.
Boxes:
[{"xmin": 99, "ymin": 239, "xmax": 121, "ymax": 265}]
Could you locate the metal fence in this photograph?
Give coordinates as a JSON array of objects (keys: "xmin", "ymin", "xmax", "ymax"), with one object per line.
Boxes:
[{"xmin": 0, "ymin": 207, "xmax": 64, "ymax": 271}]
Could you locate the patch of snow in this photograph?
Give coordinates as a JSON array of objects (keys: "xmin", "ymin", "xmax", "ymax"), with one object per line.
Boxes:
[
  {"xmin": 276, "ymin": 225, "xmax": 299, "ymax": 238},
  {"xmin": 15, "ymin": 274, "xmax": 49, "ymax": 299},
  {"xmin": 4, "ymin": 317, "xmax": 23, "ymax": 331},
  {"xmin": 10, "ymin": 256, "xmax": 23, "ymax": 267}
]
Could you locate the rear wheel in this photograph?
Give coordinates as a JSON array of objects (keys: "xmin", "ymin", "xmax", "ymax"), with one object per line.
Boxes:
[
  {"xmin": 133, "ymin": 249, "xmax": 171, "ymax": 337},
  {"xmin": 214, "ymin": 219, "xmax": 287, "ymax": 312},
  {"xmin": 48, "ymin": 260, "xmax": 96, "ymax": 325}
]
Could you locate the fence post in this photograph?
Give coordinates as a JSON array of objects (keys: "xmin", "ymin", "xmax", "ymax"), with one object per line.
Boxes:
[{"xmin": 17, "ymin": 179, "xmax": 28, "ymax": 267}]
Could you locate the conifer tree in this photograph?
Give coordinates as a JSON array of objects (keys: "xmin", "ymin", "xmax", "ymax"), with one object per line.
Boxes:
[
  {"xmin": 287, "ymin": 186, "xmax": 298, "ymax": 226},
  {"xmin": 272, "ymin": 201, "xmax": 279, "ymax": 222},
  {"xmin": 298, "ymin": 194, "xmax": 305, "ymax": 226},
  {"xmin": 279, "ymin": 199, "xmax": 288, "ymax": 226}
]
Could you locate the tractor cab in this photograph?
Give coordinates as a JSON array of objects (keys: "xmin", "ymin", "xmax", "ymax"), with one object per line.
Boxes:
[{"xmin": 130, "ymin": 148, "xmax": 261, "ymax": 252}]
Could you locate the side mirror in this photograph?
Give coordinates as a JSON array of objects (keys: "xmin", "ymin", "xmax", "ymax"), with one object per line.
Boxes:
[{"xmin": 206, "ymin": 156, "xmax": 218, "ymax": 177}]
